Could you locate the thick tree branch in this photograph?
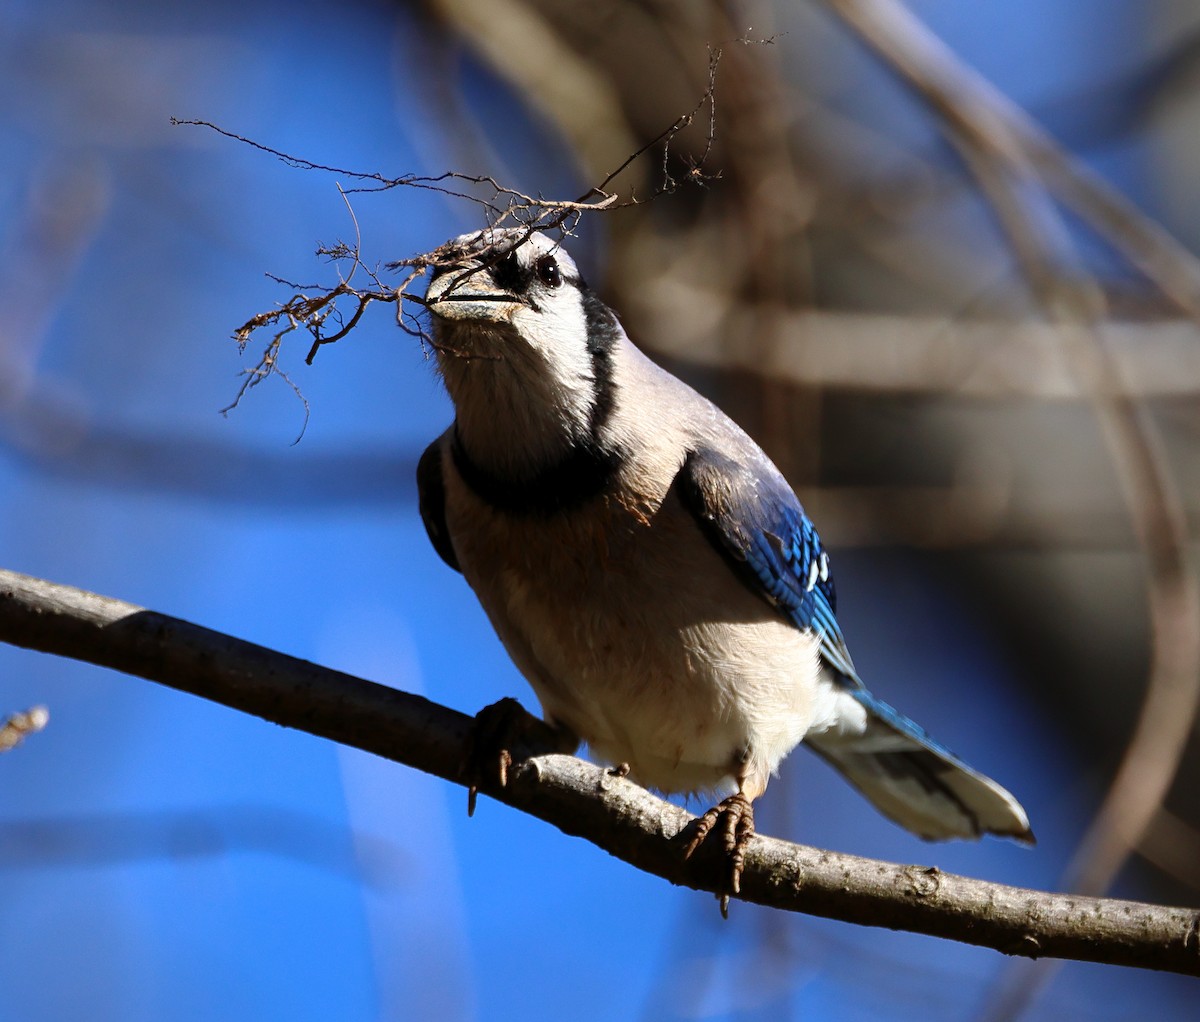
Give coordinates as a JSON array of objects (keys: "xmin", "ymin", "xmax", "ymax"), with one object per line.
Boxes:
[{"xmin": 1, "ymin": 567, "xmax": 1198, "ymax": 975}]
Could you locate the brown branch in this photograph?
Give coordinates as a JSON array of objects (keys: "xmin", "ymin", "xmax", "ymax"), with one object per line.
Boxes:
[
  {"xmin": 822, "ymin": 0, "xmax": 1200, "ymax": 1014},
  {"xmin": 822, "ymin": 0, "xmax": 1200, "ymax": 320},
  {"xmin": 827, "ymin": 0, "xmax": 1200, "ymax": 899},
  {"xmin": 1, "ymin": 566, "xmax": 1197, "ymax": 975}
]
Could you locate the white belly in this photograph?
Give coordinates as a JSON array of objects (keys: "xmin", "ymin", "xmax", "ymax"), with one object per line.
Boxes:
[{"xmin": 446, "ymin": 469, "xmax": 826, "ymax": 797}]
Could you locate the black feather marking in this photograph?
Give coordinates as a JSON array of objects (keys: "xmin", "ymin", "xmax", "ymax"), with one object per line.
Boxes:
[
  {"xmin": 871, "ymin": 750, "xmax": 982, "ymax": 835},
  {"xmin": 579, "ymin": 286, "xmax": 619, "ymax": 439},
  {"xmin": 441, "ymin": 267, "xmax": 623, "ymax": 516},
  {"xmin": 416, "ymin": 441, "xmax": 461, "ymax": 573},
  {"xmin": 451, "ymin": 427, "xmax": 621, "ymax": 517}
]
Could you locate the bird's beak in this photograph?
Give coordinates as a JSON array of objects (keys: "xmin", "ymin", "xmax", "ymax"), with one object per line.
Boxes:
[{"xmin": 426, "ymin": 268, "xmax": 521, "ymax": 323}]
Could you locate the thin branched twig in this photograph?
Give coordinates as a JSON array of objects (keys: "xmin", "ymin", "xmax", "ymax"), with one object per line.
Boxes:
[{"xmin": 173, "ymin": 50, "xmax": 721, "ymax": 423}]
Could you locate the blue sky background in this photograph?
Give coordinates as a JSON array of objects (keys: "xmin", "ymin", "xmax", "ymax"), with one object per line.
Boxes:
[{"xmin": 1, "ymin": 1, "xmax": 1197, "ymax": 1019}]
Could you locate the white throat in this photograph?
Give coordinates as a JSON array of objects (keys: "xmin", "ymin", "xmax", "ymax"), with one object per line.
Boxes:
[{"xmin": 437, "ymin": 321, "xmax": 597, "ymax": 480}]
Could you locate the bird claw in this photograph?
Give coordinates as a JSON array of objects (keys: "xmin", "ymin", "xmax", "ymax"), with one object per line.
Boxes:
[
  {"xmin": 460, "ymin": 697, "xmax": 577, "ymax": 816},
  {"xmin": 683, "ymin": 792, "xmax": 755, "ymax": 916},
  {"xmin": 461, "ymin": 697, "xmax": 529, "ymax": 817},
  {"xmin": 466, "ymin": 748, "xmax": 512, "ymax": 817}
]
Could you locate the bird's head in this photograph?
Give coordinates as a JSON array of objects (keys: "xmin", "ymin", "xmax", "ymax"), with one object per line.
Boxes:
[
  {"xmin": 426, "ymin": 228, "xmax": 580, "ymax": 326},
  {"xmin": 424, "ymin": 229, "xmax": 622, "ymax": 479}
]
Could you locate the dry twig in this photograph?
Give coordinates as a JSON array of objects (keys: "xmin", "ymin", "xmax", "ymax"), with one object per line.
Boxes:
[{"xmin": 174, "ymin": 57, "xmax": 720, "ymax": 412}]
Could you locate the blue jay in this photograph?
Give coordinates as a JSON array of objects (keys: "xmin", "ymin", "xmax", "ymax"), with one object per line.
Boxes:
[{"xmin": 418, "ymin": 228, "xmax": 1032, "ymax": 902}]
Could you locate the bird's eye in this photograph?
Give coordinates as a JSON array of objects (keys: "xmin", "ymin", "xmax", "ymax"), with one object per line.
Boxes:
[{"xmin": 535, "ymin": 255, "xmax": 563, "ymax": 288}]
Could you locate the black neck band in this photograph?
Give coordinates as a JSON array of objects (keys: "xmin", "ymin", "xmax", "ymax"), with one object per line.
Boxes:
[{"xmin": 451, "ymin": 429, "xmax": 622, "ymax": 516}]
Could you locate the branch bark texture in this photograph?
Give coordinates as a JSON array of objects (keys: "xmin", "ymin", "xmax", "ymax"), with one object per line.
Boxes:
[{"xmin": 2, "ymin": 568, "xmax": 1198, "ymax": 976}]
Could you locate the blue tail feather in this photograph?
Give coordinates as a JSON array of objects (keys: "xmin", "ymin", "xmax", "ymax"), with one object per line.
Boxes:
[{"xmin": 808, "ymin": 688, "xmax": 1034, "ymax": 843}]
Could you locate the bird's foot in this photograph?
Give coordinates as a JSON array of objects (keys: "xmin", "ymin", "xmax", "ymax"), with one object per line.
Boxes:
[
  {"xmin": 462, "ymin": 697, "xmax": 528, "ymax": 816},
  {"xmin": 683, "ymin": 792, "xmax": 755, "ymax": 918},
  {"xmin": 461, "ymin": 697, "xmax": 575, "ymax": 816}
]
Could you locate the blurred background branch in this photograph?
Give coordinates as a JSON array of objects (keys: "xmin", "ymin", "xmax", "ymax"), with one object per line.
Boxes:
[
  {"xmin": 818, "ymin": 2, "xmax": 1200, "ymax": 1017},
  {"xmin": 4, "ymin": 0, "xmax": 1200, "ymax": 1018}
]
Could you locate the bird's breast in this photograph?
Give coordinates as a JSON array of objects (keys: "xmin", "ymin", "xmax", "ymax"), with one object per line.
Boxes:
[{"xmin": 442, "ymin": 458, "xmax": 820, "ymax": 795}]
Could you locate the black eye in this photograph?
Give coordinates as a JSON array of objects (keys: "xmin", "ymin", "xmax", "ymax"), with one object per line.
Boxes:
[{"xmin": 535, "ymin": 255, "xmax": 562, "ymax": 288}]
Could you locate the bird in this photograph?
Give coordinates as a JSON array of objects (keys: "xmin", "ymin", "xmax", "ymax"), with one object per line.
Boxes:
[{"xmin": 417, "ymin": 227, "xmax": 1033, "ymax": 908}]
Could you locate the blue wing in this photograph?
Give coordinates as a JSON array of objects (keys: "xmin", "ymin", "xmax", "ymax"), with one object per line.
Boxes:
[
  {"xmin": 677, "ymin": 446, "xmax": 1035, "ymax": 843},
  {"xmin": 677, "ymin": 447, "xmax": 861, "ymax": 686}
]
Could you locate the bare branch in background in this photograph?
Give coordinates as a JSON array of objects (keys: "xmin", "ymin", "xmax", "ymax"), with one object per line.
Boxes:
[
  {"xmin": 821, "ymin": 0, "xmax": 1200, "ymax": 320},
  {"xmin": 1140, "ymin": 807, "xmax": 1200, "ymax": 893},
  {"xmin": 821, "ymin": 0, "xmax": 1200, "ymax": 1016},
  {"xmin": 1, "ymin": 566, "xmax": 1198, "ymax": 975}
]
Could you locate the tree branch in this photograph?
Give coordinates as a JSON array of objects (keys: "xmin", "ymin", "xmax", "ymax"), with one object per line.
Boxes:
[
  {"xmin": 1, "ymin": 566, "xmax": 1197, "ymax": 975},
  {"xmin": 821, "ymin": 1, "xmax": 1200, "ymax": 1011}
]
